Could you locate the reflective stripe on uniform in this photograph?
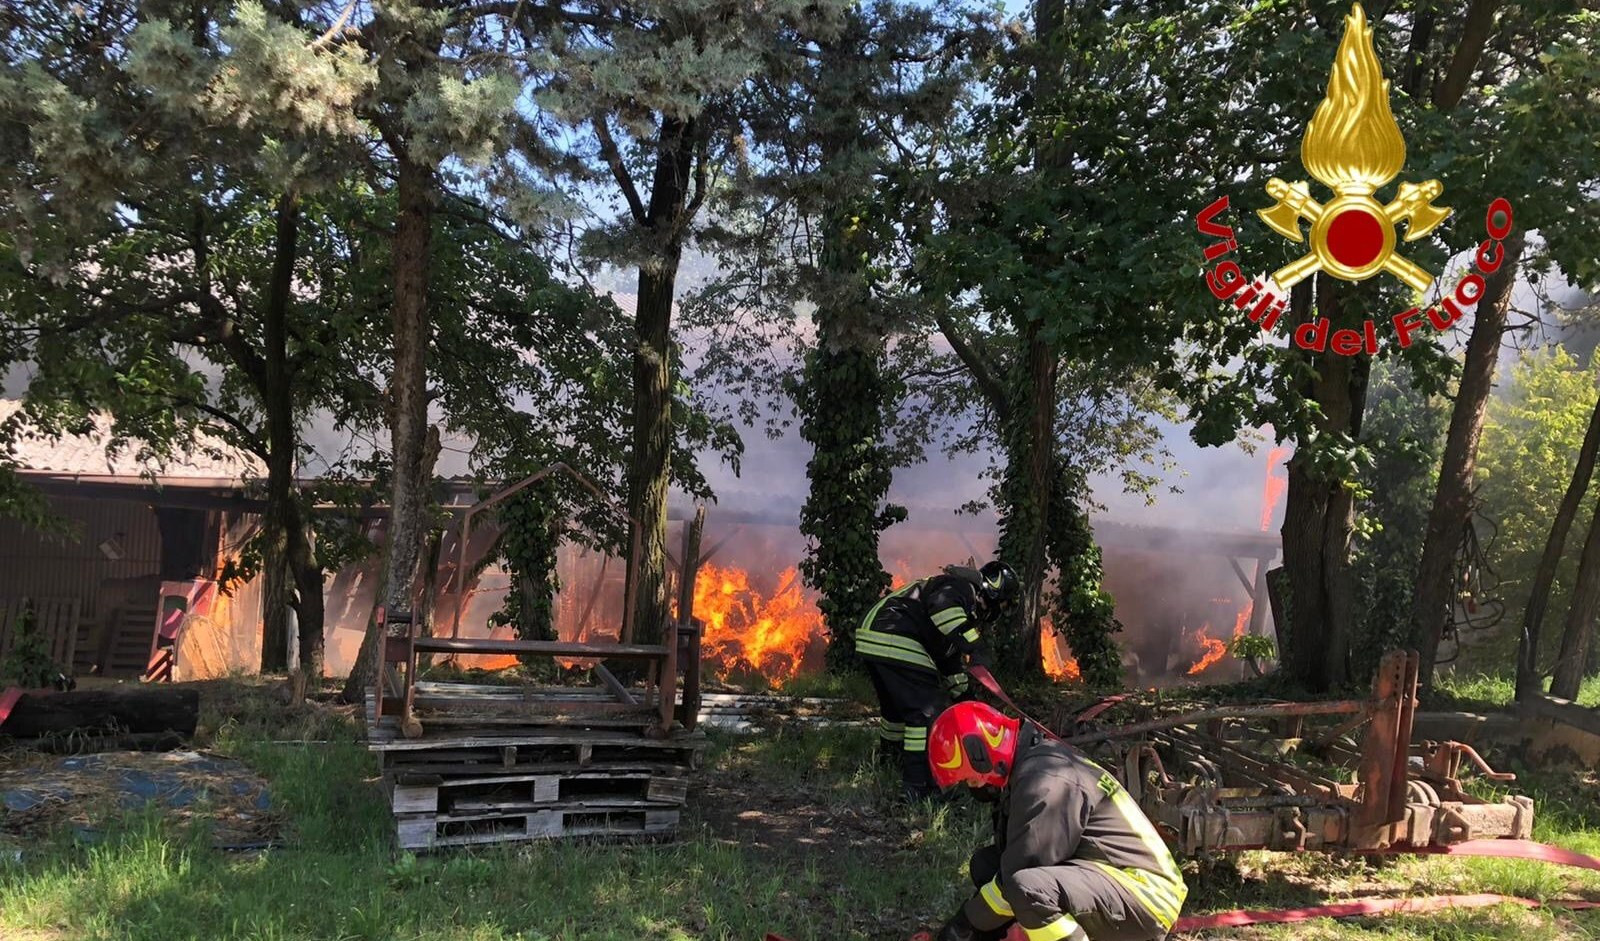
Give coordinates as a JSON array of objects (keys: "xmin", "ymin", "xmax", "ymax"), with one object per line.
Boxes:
[
  {"xmin": 902, "ymin": 726, "xmax": 929, "ymax": 752},
  {"xmin": 979, "ymin": 878, "xmax": 1014, "ymax": 918},
  {"xmin": 855, "ymin": 626, "xmax": 938, "ymax": 670},
  {"xmin": 1089, "ymin": 863, "xmax": 1182, "ymax": 929},
  {"xmin": 860, "ymin": 582, "xmax": 921, "ymax": 633},
  {"xmin": 1022, "ymin": 913, "xmax": 1083, "ymax": 941},
  {"xmin": 878, "ymin": 718, "xmax": 904, "ymax": 742},
  {"xmin": 1099, "ymin": 773, "xmax": 1185, "ymax": 884},
  {"xmin": 931, "ymin": 606, "xmax": 968, "ymax": 634},
  {"xmin": 945, "ymin": 673, "xmax": 969, "ymax": 694},
  {"xmin": 1091, "ymin": 771, "xmax": 1187, "ymax": 927},
  {"xmin": 961, "ymin": 627, "xmax": 980, "ymax": 644}
]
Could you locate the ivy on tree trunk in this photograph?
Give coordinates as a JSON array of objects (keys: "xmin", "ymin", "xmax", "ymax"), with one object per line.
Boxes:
[
  {"xmin": 1046, "ymin": 464, "xmax": 1122, "ymax": 689},
  {"xmin": 495, "ymin": 480, "xmax": 563, "ymax": 644}
]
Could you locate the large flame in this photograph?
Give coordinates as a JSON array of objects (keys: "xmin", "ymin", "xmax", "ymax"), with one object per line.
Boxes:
[
  {"xmin": 1302, "ymin": 3, "xmax": 1405, "ymax": 194},
  {"xmin": 694, "ymin": 564, "xmax": 824, "ymax": 681},
  {"xmin": 1262, "ymin": 446, "xmax": 1291, "ymax": 531},
  {"xmin": 1041, "ymin": 617, "xmax": 1081, "ymax": 682},
  {"xmin": 1186, "ymin": 623, "xmax": 1227, "ymax": 676}
]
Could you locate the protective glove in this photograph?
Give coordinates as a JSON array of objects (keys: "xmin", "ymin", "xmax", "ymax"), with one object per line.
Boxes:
[{"xmin": 965, "ymin": 646, "xmax": 993, "ymax": 673}]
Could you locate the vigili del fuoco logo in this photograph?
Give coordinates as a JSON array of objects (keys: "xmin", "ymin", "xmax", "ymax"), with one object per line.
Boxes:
[{"xmin": 1195, "ymin": 2, "xmax": 1515, "ymax": 355}]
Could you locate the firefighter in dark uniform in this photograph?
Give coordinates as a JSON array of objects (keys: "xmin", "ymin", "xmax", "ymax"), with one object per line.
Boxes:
[
  {"xmin": 855, "ymin": 561, "xmax": 1020, "ymax": 801},
  {"xmin": 927, "ymin": 701, "xmax": 1187, "ymax": 941}
]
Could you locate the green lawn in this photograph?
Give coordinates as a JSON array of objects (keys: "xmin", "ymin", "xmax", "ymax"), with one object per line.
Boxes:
[{"xmin": 2, "ymin": 680, "xmax": 1598, "ymax": 940}]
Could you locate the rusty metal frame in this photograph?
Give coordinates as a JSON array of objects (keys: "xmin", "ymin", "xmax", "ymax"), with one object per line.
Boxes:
[{"xmin": 1098, "ymin": 649, "xmax": 1535, "ymax": 856}]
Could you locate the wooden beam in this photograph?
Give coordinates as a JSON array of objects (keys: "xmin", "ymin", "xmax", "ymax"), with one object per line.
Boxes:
[
  {"xmin": 593, "ymin": 663, "xmax": 638, "ymax": 706},
  {"xmin": 1229, "ymin": 557, "xmax": 1255, "ymax": 595}
]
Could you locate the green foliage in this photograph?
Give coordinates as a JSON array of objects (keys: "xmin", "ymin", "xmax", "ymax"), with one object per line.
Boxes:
[
  {"xmin": 490, "ymin": 481, "xmax": 562, "ymax": 644},
  {"xmin": 799, "ymin": 341, "xmax": 903, "ymax": 671},
  {"xmin": 1475, "ymin": 348, "xmax": 1600, "ymax": 672},
  {"xmin": 1229, "ymin": 633, "xmax": 1276, "ymax": 662},
  {"xmin": 1045, "ymin": 469, "xmax": 1123, "ymax": 689},
  {"xmin": 0, "ymin": 607, "xmax": 56, "ymax": 689},
  {"xmin": 1350, "ymin": 363, "xmax": 1449, "ymax": 682}
]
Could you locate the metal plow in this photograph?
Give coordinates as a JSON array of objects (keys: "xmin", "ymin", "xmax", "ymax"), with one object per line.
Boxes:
[{"xmin": 1098, "ymin": 650, "xmax": 1534, "ymax": 856}]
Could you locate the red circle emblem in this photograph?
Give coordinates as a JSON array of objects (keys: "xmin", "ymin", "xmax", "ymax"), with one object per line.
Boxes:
[{"xmin": 1325, "ymin": 209, "xmax": 1385, "ymax": 269}]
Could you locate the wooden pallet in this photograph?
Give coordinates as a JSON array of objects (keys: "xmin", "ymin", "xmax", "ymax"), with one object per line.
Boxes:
[
  {"xmin": 396, "ymin": 805, "xmax": 681, "ymax": 850},
  {"xmin": 389, "ymin": 769, "xmax": 689, "ymax": 815},
  {"xmin": 0, "ymin": 597, "xmax": 80, "ymax": 670},
  {"xmin": 376, "ymin": 734, "xmax": 707, "ymax": 775}
]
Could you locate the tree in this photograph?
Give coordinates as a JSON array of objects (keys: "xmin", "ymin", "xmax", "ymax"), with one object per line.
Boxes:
[
  {"xmin": 1172, "ymin": 0, "xmax": 1599, "ymax": 691},
  {"xmin": 900, "ymin": 0, "xmax": 1238, "ymax": 682},
  {"xmin": 1552, "ymin": 485, "xmax": 1600, "ymax": 699},
  {"xmin": 1, "ymin": 0, "xmax": 383, "ymax": 679},
  {"xmin": 679, "ymin": 0, "xmax": 983, "ymax": 669},
  {"xmin": 1352, "ymin": 362, "xmax": 1449, "ymax": 683},
  {"xmin": 1476, "ymin": 350, "xmax": 1600, "ymax": 697},
  {"xmin": 526, "ymin": 0, "xmax": 850, "ymax": 645},
  {"xmin": 1410, "ymin": 3, "xmax": 1600, "ymax": 683}
]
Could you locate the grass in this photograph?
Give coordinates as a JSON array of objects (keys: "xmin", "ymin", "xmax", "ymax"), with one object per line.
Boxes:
[
  {"xmin": 1427, "ymin": 672, "xmax": 1600, "ymax": 711},
  {"xmin": 2, "ymin": 679, "xmax": 1599, "ymax": 940}
]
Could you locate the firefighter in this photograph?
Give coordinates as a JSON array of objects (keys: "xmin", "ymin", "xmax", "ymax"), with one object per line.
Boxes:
[
  {"xmin": 927, "ymin": 700, "xmax": 1187, "ymax": 941},
  {"xmin": 856, "ymin": 561, "xmax": 1019, "ymax": 801}
]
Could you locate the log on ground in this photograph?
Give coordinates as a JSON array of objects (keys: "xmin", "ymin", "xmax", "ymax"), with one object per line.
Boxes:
[{"xmin": 0, "ymin": 687, "xmax": 200, "ymax": 739}]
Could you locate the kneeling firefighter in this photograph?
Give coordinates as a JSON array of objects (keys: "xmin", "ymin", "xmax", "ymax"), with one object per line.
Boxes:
[
  {"xmin": 928, "ymin": 701, "xmax": 1187, "ymax": 941},
  {"xmin": 855, "ymin": 561, "xmax": 1019, "ymax": 801}
]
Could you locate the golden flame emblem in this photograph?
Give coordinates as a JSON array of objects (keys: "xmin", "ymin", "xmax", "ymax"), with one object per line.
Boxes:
[{"xmin": 1257, "ymin": 3, "xmax": 1450, "ymax": 292}]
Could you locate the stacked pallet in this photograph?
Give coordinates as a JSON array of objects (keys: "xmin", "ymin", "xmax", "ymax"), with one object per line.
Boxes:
[{"xmin": 368, "ymin": 680, "xmax": 706, "ymax": 851}]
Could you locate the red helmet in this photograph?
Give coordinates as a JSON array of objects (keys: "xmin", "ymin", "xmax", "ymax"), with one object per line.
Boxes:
[{"xmin": 929, "ymin": 701, "xmax": 1020, "ymax": 790}]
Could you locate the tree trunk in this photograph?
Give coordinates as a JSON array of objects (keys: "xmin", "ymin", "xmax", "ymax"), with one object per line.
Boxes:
[
  {"xmin": 342, "ymin": 152, "xmax": 435, "ymax": 702},
  {"xmin": 801, "ymin": 45, "xmax": 896, "ymax": 670},
  {"xmin": 1414, "ymin": 231, "xmax": 1524, "ymax": 685},
  {"xmin": 1550, "ymin": 492, "xmax": 1600, "ymax": 700},
  {"xmin": 1279, "ymin": 276, "xmax": 1368, "ymax": 692},
  {"xmin": 996, "ymin": 317, "xmax": 1057, "ymax": 677},
  {"xmin": 289, "ymin": 507, "xmax": 325, "ymax": 680},
  {"xmin": 1432, "ymin": 0, "xmax": 1501, "ymax": 110},
  {"xmin": 1516, "ymin": 393, "xmax": 1600, "ymax": 700},
  {"xmin": 1046, "ymin": 462, "xmax": 1122, "ymax": 688},
  {"xmin": 992, "ymin": 0, "xmax": 1065, "ymax": 679},
  {"xmin": 1020, "ymin": 323, "xmax": 1056, "ymax": 675},
  {"xmin": 623, "ymin": 117, "xmax": 695, "ymax": 646},
  {"xmin": 259, "ymin": 193, "xmax": 301, "ymax": 673}
]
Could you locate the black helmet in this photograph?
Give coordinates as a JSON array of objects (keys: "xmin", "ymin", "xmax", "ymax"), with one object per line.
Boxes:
[{"xmin": 978, "ymin": 561, "xmax": 1020, "ymax": 607}]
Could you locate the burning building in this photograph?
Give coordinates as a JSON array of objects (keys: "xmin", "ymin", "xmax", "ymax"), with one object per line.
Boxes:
[{"xmin": 0, "ymin": 398, "xmax": 1287, "ymax": 687}]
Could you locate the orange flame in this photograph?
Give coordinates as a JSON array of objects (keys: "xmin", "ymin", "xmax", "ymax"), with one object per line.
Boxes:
[
  {"xmin": 1233, "ymin": 601, "xmax": 1252, "ymax": 639},
  {"xmin": 1262, "ymin": 446, "xmax": 1290, "ymax": 531},
  {"xmin": 694, "ymin": 564, "xmax": 824, "ymax": 681},
  {"xmin": 1041, "ymin": 617, "xmax": 1081, "ymax": 682},
  {"xmin": 889, "ymin": 560, "xmax": 916, "ymax": 591},
  {"xmin": 1186, "ymin": 623, "xmax": 1227, "ymax": 676}
]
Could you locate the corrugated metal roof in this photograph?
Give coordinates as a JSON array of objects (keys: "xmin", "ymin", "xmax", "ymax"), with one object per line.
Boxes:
[{"xmin": 0, "ymin": 400, "xmax": 265, "ymax": 481}]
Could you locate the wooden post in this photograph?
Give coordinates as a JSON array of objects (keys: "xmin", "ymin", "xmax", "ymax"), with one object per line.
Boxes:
[
  {"xmin": 660, "ymin": 506, "xmax": 705, "ymax": 735},
  {"xmin": 677, "ymin": 506, "xmax": 706, "ymax": 624},
  {"xmin": 620, "ymin": 525, "xmax": 643, "ymax": 644},
  {"xmin": 1248, "ymin": 558, "xmax": 1270, "ymax": 636}
]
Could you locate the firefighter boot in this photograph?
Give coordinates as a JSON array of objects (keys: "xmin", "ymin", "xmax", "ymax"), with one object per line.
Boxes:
[
  {"xmin": 876, "ymin": 718, "xmax": 903, "ymax": 769},
  {"xmin": 900, "ymin": 744, "xmax": 946, "ymax": 804}
]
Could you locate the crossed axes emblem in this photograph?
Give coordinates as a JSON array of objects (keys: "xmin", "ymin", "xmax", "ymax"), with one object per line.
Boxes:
[{"xmin": 1258, "ymin": 178, "xmax": 1450, "ymax": 293}]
